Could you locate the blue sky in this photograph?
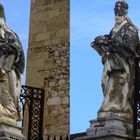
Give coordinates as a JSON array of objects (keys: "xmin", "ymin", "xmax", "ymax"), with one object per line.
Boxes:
[
  {"xmin": 0, "ymin": 0, "xmax": 31, "ymax": 84},
  {"xmin": 71, "ymin": 0, "xmax": 140, "ymax": 134}
]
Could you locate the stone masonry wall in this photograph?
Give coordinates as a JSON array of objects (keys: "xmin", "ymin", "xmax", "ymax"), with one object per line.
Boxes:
[{"xmin": 26, "ymin": 0, "xmax": 69, "ymax": 139}]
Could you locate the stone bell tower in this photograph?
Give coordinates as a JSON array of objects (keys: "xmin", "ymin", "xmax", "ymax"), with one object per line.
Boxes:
[{"xmin": 26, "ymin": 0, "xmax": 70, "ymax": 139}]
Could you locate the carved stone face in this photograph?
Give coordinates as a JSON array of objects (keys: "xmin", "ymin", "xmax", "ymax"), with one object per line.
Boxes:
[
  {"xmin": 114, "ymin": 1, "xmax": 128, "ymax": 25},
  {"xmin": 114, "ymin": 1, "xmax": 128, "ymax": 16}
]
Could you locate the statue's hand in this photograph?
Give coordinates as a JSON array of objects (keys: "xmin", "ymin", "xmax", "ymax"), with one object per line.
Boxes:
[
  {"xmin": 91, "ymin": 35, "xmax": 110, "ymax": 56},
  {"xmin": 95, "ymin": 35, "xmax": 109, "ymax": 46},
  {"xmin": 95, "ymin": 36, "xmax": 104, "ymax": 44}
]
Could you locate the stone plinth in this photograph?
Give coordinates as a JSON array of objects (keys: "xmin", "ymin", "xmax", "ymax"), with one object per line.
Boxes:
[
  {"xmin": 74, "ymin": 117, "xmax": 136, "ymax": 140},
  {"xmin": 0, "ymin": 123, "xmax": 25, "ymax": 140}
]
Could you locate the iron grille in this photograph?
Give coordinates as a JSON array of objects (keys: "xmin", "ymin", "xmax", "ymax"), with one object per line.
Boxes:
[
  {"xmin": 134, "ymin": 57, "xmax": 140, "ymax": 137},
  {"xmin": 20, "ymin": 85, "xmax": 45, "ymax": 140}
]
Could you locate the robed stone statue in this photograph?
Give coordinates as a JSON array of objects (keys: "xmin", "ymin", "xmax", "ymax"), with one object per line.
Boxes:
[
  {"xmin": 91, "ymin": 0, "xmax": 139, "ymax": 121},
  {"xmin": 0, "ymin": 4, "xmax": 24, "ymax": 126}
]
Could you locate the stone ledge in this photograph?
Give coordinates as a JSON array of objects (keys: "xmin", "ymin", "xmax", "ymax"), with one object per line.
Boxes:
[
  {"xmin": 74, "ymin": 135, "xmax": 136, "ymax": 140},
  {"xmin": 74, "ymin": 117, "xmax": 135, "ymax": 140},
  {"xmin": 0, "ymin": 123, "xmax": 25, "ymax": 140}
]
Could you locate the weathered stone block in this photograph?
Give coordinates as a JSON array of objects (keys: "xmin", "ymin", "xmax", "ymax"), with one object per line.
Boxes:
[
  {"xmin": 47, "ymin": 97, "xmax": 61, "ymax": 106},
  {"xmin": 36, "ymin": 32, "xmax": 50, "ymax": 41},
  {"xmin": 62, "ymin": 96, "xmax": 69, "ymax": 105}
]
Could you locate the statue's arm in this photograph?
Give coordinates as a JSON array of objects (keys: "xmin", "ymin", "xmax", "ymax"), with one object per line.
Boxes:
[{"xmin": 91, "ymin": 35, "xmax": 110, "ymax": 56}]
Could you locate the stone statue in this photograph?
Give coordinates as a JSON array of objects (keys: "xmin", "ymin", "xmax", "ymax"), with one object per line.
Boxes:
[
  {"xmin": 0, "ymin": 4, "xmax": 25, "ymax": 126},
  {"xmin": 91, "ymin": 0, "xmax": 139, "ymax": 121}
]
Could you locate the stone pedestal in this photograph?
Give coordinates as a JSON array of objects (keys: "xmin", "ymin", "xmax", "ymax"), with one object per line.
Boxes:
[
  {"xmin": 75, "ymin": 117, "xmax": 136, "ymax": 140},
  {"xmin": 0, "ymin": 123, "xmax": 26, "ymax": 140}
]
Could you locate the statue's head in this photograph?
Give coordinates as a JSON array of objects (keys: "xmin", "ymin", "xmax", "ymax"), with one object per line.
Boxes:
[
  {"xmin": 114, "ymin": 1, "xmax": 128, "ymax": 16},
  {"xmin": 0, "ymin": 3, "xmax": 5, "ymax": 21},
  {"xmin": 114, "ymin": 1, "xmax": 128, "ymax": 24}
]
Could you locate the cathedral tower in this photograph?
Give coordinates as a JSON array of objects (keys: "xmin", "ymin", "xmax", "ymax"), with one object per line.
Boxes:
[{"xmin": 26, "ymin": 0, "xmax": 70, "ymax": 139}]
